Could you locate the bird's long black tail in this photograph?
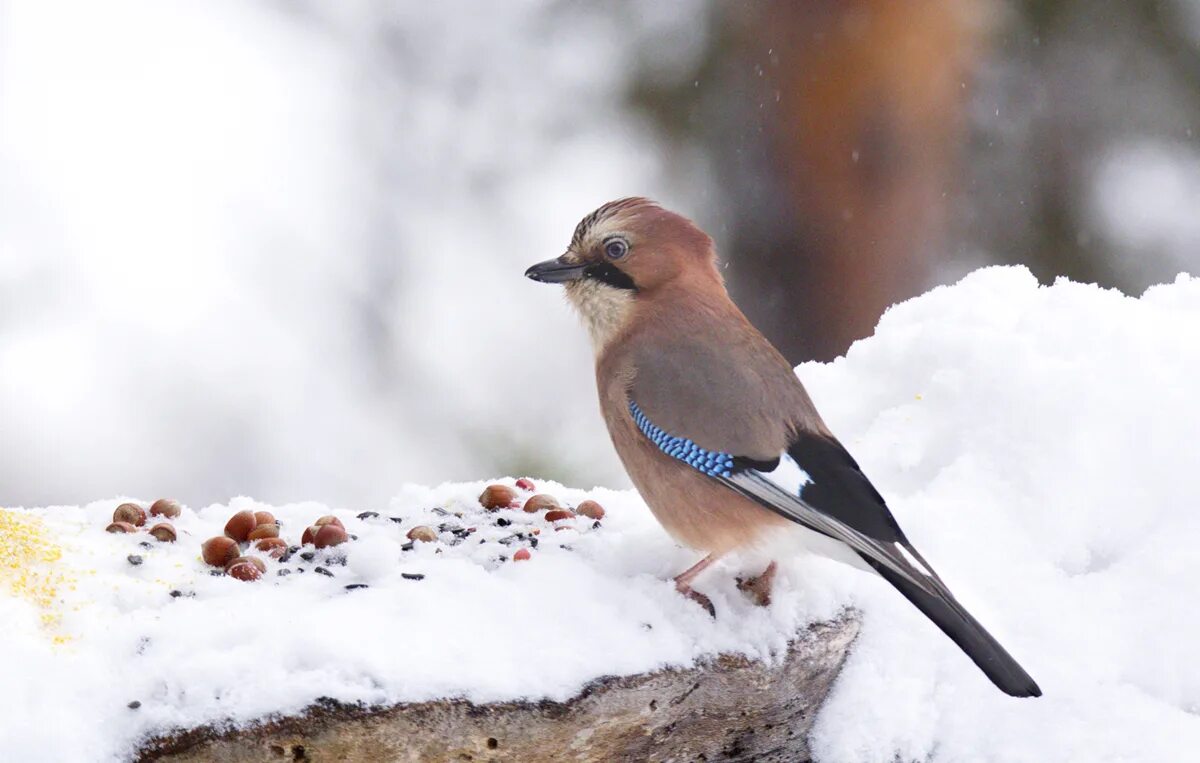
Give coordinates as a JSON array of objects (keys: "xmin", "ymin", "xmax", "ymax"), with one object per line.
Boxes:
[{"xmin": 861, "ymin": 550, "xmax": 1042, "ymax": 698}]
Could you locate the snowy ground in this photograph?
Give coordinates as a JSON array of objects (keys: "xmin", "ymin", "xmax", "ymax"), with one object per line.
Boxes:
[{"xmin": 2, "ymin": 266, "xmax": 1199, "ymax": 762}]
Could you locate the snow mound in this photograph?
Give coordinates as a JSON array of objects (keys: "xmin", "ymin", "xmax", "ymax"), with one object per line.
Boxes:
[{"xmin": 2, "ymin": 266, "xmax": 1198, "ymax": 761}]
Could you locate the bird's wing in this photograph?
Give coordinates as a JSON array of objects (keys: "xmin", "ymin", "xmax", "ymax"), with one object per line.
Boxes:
[{"xmin": 626, "ymin": 384, "xmax": 1042, "ymax": 697}]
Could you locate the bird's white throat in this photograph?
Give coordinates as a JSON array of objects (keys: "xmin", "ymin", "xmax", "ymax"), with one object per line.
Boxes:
[{"xmin": 564, "ymin": 279, "xmax": 635, "ymax": 352}]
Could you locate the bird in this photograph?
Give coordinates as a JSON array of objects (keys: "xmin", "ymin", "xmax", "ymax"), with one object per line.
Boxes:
[{"xmin": 524, "ymin": 197, "xmax": 1041, "ymax": 698}]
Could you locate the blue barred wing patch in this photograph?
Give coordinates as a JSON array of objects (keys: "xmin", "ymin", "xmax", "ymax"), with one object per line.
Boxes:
[{"xmin": 628, "ymin": 399, "xmax": 735, "ymax": 477}]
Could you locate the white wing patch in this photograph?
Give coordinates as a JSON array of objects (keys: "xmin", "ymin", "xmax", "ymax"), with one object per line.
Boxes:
[
  {"xmin": 895, "ymin": 542, "xmax": 933, "ymax": 576},
  {"xmin": 759, "ymin": 452, "xmax": 812, "ymax": 496}
]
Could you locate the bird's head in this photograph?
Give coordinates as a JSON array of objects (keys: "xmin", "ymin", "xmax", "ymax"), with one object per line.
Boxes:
[{"xmin": 525, "ymin": 198, "xmax": 718, "ymax": 349}]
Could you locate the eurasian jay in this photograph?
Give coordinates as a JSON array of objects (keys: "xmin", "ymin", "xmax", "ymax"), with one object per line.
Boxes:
[{"xmin": 525, "ymin": 197, "xmax": 1041, "ymax": 698}]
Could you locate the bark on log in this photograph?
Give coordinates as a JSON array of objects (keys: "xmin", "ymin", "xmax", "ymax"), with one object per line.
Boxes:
[{"xmin": 138, "ymin": 614, "xmax": 859, "ymax": 763}]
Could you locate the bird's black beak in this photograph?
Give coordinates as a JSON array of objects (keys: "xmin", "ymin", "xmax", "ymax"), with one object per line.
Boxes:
[{"xmin": 524, "ymin": 255, "xmax": 587, "ymax": 284}]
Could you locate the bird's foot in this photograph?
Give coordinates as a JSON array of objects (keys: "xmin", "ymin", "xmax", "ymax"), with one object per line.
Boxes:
[
  {"xmin": 674, "ymin": 579, "xmax": 716, "ymax": 617},
  {"xmin": 736, "ymin": 561, "xmax": 777, "ymax": 607}
]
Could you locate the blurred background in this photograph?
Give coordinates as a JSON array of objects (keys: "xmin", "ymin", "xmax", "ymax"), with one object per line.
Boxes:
[{"xmin": 2, "ymin": 0, "xmax": 1197, "ymax": 509}]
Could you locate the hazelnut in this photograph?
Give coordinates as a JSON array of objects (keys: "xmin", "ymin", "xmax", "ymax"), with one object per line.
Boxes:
[
  {"xmin": 113, "ymin": 503, "xmax": 147, "ymax": 527},
  {"xmin": 247, "ymin": 523, "xmax": 280, "ymax": 541},
  {"xmin": 105, "ymin": 521, "xmax": 137, "ymax": 534},
  {"xmin": 148, "ymin": 523, "xmax": 177, "ymax": 543},
  {"xmin": 225, "ymin": 555, "xmax": 267, "ymax": 574},
  {"xmin": 254, "ymin": 537, "xmax": 289, "ymax": 559},
  {"xmin": 314, "ymin": 515, "xmax": 344, "ymax": 529},
  {"xmin": 479, "ymin": 484, "xmax": 519, "ymax": 510},
  {"xmin": 577, "ymin": 500, "xmax": 606, "ymax": 520},
  {"xmin": 522, "ymin": 494, "xmax": 561, "ymax": 513},
  {"xmin": 544, "ymin": 509, "xmax": 576, "ymax": 523},
  {"xmin": 226, "ymin": 562, "xmax": 262, "ymax": 582},
  {"xmin": 513, "ymin": 548, "xmax": 532, "ymax": 562},
  {"xmin": 201, "ymin": 536, "xmax": 239, "ymax": 567},
  {"xmin": 149, "ymin": 499, "xmax": 182, "ymax": 519},
  {"xmin": 313, "ymin": 524, "xmax": 348, "ymax": 549},
  {"xmin": 301, "ymin": 525, "xmax": 321, "ymax": 546},
  {"xmin": 515, "ymin": 477, "xmax": 536, "ymax": 492},
  {"xmin": 406, "ymin": 526, "xmax": 438, "ymax": 543},
  {"xmin": 253, "ymin": 511, "xmax": 276, "ymax": 526},
  {"xmin": 224, "ymin": 510, "xmax": 257, "ymax": 542}
]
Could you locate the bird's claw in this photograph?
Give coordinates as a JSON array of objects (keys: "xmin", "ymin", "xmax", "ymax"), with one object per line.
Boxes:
[
  {"xmin": 675, "ymin": 581, "xmax": 716, "ymax": 617},
  {"xmin": 736, "ymin": 561, "xmax": 777, "ymax": 607}
]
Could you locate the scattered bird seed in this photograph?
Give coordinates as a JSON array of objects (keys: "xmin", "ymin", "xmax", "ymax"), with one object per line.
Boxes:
[
  {"xmin": 356, "ymin": 511, "xmax": 380, "ymax": 520},
  {"xmin": 350, "ymin": 534, "xmax": 358, "ymax": 540},
  {"xmin": 127, "ymin": 554, "xmax": 143, "ymax": 566},
  {"xmin": 529, "ymin": 537, "xmax": 539, "ymax": 548},
  {"xmin": 344, "ymin": 584, "xmax": 369, "ymax": 591},
  {"xmin": 314, "ymin": 566, "xmax": 334, "ymax": 577},
  {"xmin": 401, "ymin": 542, "xmax": 414, "ymax": 552},
  {"xmin": 431, "ymin": 507, "xmax": 451, "ymax": 516},
  {"xmin": 209, "ymin": 570, "xmax": 224, "ymax": 577},
  {"xmin": 139, "ymin": 541, "xmax": 153, "ymax": 549},
  {"xmin": 389, "ymin": 517, "xmax": 405, "ymax": 524},
  {"xmin": 127, "ymin": 701, "xmax": 141, "ymax": 710},
  {"xmin": 496, "ymin": 517, "xmax": 512, "ymax": 527},
  {"xmin": 300, "ymin": 551, "xmax": 316, "ymax": 562},
  {"xmin": 401, "ymin": 573, "xmax": 425, "ymax": 581},
  {"xmin": 168, "ymin": 590, "xmax": 193, "ymax": 599},
  {"xmin": 277, "ymin": 569, "xmax": 292, "ymax": 577},
  {"xmin": 593, "ymin": 521, "xmax": 602, "ymax": 529}
]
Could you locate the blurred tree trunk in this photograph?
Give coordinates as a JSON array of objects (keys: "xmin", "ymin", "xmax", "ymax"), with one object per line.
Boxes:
[{"xmin": 725, "ymin": 0, "xmax": 981, "ymax": 362}]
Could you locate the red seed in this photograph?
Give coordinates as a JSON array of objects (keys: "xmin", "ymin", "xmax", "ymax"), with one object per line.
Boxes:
[
  {"xmin": 513, "ymin": 548, "xmax": 532, "ymax": 562},
  {"xmin": 577, "ymin": 500, "xmax": 606, "ymax": 520},
  {"xmin": 314, "ymin": 524, "xmax": 349, "ymax": 549},
  {"xmin": 479, "ymin": 484, "xmax": 519, "ymax": 510},
  {"xmin": 522, "ymin": 494, "xmax": 561, "ymax": 513},
  {"xmin": 201, "ymin": 536, "xmax": 239, "ymax": 567},
  {"xmin": 149, "ymin": 499, "xmax": 182, "ymax": 519},
  {"xmin": 515, "ymin": 477, "xmax": 536, "ymax": 492},
  {"xmin": 224, "ymin": 511, "xmax": 257, "ymax": 542},
  {"xmin": 113, "ymin": 503, "xmax": 147, "ymax": 527}
]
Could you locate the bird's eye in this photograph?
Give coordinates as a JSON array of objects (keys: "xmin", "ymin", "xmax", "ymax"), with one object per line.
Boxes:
[{"xmin": 604, "ymin": 238, "xmax": 629, "ymax": 259}]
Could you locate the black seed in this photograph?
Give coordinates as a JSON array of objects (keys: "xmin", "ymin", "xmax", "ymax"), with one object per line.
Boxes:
[
  {"xmin": 529, "ymin": 537, "xmax": 538, "ymax": 548},
  {"xmin": 168, "ymin": 590, "xmax": 190, "ymax": 598},
  {"xmin": 295, "ymin": 567, "xmax": 305, "ymax": 573},
  {"xmin": 498, "ymin": 555, "xmax": 509, "ymax": 562},
  {"xmin": 496, "ymin": 517, "xmax": 511, "ymax": 527},
  {"xmin": 497, "ymin": 534, "xmax": 518, "ymax": 546},
  {"xmin": 592, "ymin": 521, "xmax": 602, "ymax": 529},
  {"xmin": 127, "ymin": 554, "xmax": 143, "ymax": 566},
  {"xmin": 356, "ymin": 511, "xmax": 380, "ymax": 520},
  {"xmin": 127, "ymin": 700, "xmax": 141, "ymax": 710},
  {"xmin": 277, "ymin": 569, "xmax": 292, "ymax": 577},
  {"xmin": 344, "ymin": 584, "xmax": 369, "ymax": 590},
  {"xmin": 400, "ymin": 542, "xmax": 414, "ymax": 552},
  {"xmin": 401, "ymin": 573, "xmax": 425, "ymax": 581},
  {"xmin": 431, "ymin": 507, "xmax": 451, "ymax": 516},
  {"xmin": 300, "ymin": 551, "xmax": 316, "ymax": 562},
  {"xmin": 288, "ymin": 545, "xmax": 301, "ymax": 554},
  {"xmin": 389, "ymin": 516, "xmax": 405, "ymax": 523},
  {"xmin": 279, "ymin": 552, "xmax": 293, "ymax": 563},
  {"xmin": 314, "ymin": 566, "xmax": 334, "ymax": 577},
  {"xmin": 350, "ymin": 534, "xmax": 358, "ymax": 541},
  {"xmin": 139, "ymin": 541, "xmax": 153, "ymax": 549},
  {"xmin": 210, "ymin": 570, "xmax": 224, "ymax": 577}
]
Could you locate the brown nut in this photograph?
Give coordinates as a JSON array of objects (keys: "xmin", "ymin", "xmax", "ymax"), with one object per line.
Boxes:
[
  {"xmin": 406, "ymin": 525, "xmax": 438, "ymax": 543},
  {"xmin": 253, "ymin": 511, "xmax": 276, "ymax": 526},
  {"xmin": 148, "ymin": 523, "xmax": 177, "ymax": 543},
  {"xmin": 513, "ymin": 548, "xmax": 532, "ymax": 561},
  {"xmin": 544, "ymin": 509, "xmax": 576, "ymax": 523},
  {"xmin": 314, "ymin": 524, "xmax": 348, "ymax": 549},
  {"xmin": 149, "ymin": 498, "xmax": 182, "ymax": 519},
  {"xmin": 479, "ymin": 484, "xmax": 520, "ymax": 510},
  {"xmin": 314, "ymin": 515, "xmax": 344, "ymax": 529},
  {"xmin": 301, "ymin": 525, "xmax": 321, "ymax": 546},
  {"xmin": 226, "ymin": 561, "xmax": 262, "ymax": 582},
  {"xmin": 254, "ymin": 537, "xmax": 289, "ymax": 559},
  {"xmin": 577, "ymin": 500, "xmax": 605, "ymax": 520},
  {"xmin": 224, "ymin": 510, "xmax": 258, "ymax": 542},
  {"xmin": 105, "ymin": 521, "xmax": 137, "ymax": 534},
  {"xmin": 225, "ymin": 555, "xmax": 267, "ymax": 574},
  {"xmin": 247, "ymin": 523, "xmax": 280, "ymax": 541},
  {"xmin": 522, "ymin": 494, "xmax": 561, "ymax": 513},
  {"xmin": 113, "ymin": 503, "xmax": 147, "ymax": 527},
  {"xmin": 515, "ymin": 477, "xmax": 536, "ymax": 492},
  {"xmin": 201, "ymin": 536, "xmax": 239, "ymax": 567}
]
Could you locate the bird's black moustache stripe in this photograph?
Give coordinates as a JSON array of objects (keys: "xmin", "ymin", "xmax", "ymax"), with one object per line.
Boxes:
[{"xmin": 584, "ymin": 263, "xmax": 638, "ymax": 291}]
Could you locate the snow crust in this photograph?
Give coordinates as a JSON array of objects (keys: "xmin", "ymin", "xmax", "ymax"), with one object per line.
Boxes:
[{"xmin": 2, "ymin": 266, "xmax": 1198, "ymax": 761}]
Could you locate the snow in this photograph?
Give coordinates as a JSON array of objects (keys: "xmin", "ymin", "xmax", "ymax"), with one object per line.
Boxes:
[{"xmin": 3, "ymin": 266, "xmax": 1200, "ymax": 761}]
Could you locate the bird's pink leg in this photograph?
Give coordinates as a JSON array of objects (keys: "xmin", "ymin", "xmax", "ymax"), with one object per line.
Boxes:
[
  {"xmin": 673, "ymin": 553, "xmax": 719, "ymax": 616},
  {"xmin": 737, "ymin": 561, "xmax": 778, "ymax": 607}
]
